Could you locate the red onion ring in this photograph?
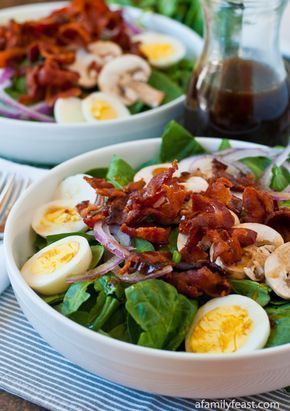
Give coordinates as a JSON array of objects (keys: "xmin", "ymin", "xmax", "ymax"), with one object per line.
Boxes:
[
  {"xmin": 114, "ymin": 265, "xmax": 173, "ymax": 283},
  {"xmin": 94, "ymin": 221, "xmax": 131, "ymax": 259},
  {"xmin": 67, "ymin": 255, "xmax": 123, "ymax": 283}
]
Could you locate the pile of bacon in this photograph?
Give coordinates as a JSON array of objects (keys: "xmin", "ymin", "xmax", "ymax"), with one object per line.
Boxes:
[
  {"xmin": 76, "ymin": 159, "xmax": 290, "ymax": 299},
  {"xmin": 0, "ymin": 0, "xmax": 140, "ymax": 105}
]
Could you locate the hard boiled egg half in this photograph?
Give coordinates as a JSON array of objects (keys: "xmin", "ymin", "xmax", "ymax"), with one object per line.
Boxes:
[
  {"xmin": 186, "ymin": 295, "xmax": 270, "ymax": 354},
  {"xmin": 54, "ymin": 97, "xmax": 86, "ymax": 124},
  {"xmin": 82, "ymin": 92, "xmax": 130, "ymax": 123},
  {"xmin": 134, "ymin": 32, "xmax": 186, "ymax": 68},
  {"xmin": 134, "ymin": 163, "xmax": 208, "ymax": 192},
  {"xmin": 32, "ymin": 200, "xmax": 87, "ymax": 237},
  {"xmin": 54, "ymin": 174, "xmax": 96, "ymax": 204},
  {"xmin": 21, "ymin": 236, "xmax": 92, "ymax": 295}
]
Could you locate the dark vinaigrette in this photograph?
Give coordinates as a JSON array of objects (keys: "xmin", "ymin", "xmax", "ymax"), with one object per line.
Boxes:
[{"xmin": 185, "ymin": 57, "xmax": 290, "ymax": 146}]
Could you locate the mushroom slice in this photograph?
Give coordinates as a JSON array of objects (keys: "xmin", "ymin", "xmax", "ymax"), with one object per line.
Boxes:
[
  {"xmin": 212, "ymin": 223, "xmax": 284, "ymax": 281},
  {"xmin": 68, "ymin": 49, "xmax": 101, "ymax": 89},
  {"xmin": 88, "ymin": 41, "xmax": 122, "ymax": 64},
  {"xmin": 182, "ymin": 176, "xmax": 209, "ymax": 193},
  {"xmin": 98, "ymin": 54, "xmax": 165, "ymax": 108},
  {"xmin": 265, "ymin": 242, "xmax": 290, "ymax": 300}
]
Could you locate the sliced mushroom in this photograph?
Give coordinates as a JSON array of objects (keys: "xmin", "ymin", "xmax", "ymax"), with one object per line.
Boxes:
[
  {"xmin": 98, "ymin": 54, "xmax": 165, "ymax": 108},
  {"xmin": 88, "ymin": 41, "xmax": 122, "ymax": 65},
  {"xmin": 182, "ymin": 176, "xmax": 209, "ymax": 193},
  {"xmin": 68, "ymin": 49, "xmax": 101, "ymax": 88},
  {"xmin": 265, "ymin": 242, "xmax": 290, "ymax": 300},
  {"xmin": 212, "ymin": 223, "xmax": 284, "ymax": 281}
]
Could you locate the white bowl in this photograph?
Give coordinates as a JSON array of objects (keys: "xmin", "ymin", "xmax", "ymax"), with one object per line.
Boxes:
[
  {"xmin": 4, "ymin": 137, "xmax": 290, "ymax": 399},
  {"xmin": 0, "ymin": 2, "xmax": 202, "ymax": 166}
]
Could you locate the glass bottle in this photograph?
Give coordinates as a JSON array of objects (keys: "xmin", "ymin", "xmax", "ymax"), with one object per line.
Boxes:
[{"xmin": 185, "ymin": 0, "xmax": 290, "ymax": 146}]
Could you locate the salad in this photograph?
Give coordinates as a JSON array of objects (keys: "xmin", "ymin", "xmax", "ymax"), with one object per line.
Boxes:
[
  {"xmin": 0, "ymin": 0, "xmax": 193, "ymax": 124},
  {"xmin": 21, "ymin": 121, "xmax": 290, "ymax": 354}
]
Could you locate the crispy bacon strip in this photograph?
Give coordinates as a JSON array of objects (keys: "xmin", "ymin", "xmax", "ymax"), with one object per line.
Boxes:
[
  {"xmin": 165, "ymin": 265, "xmax": 231, "ymax": 298},
  {"xmin": 119, "ymin": 251, "xmax": 172, "ymax": 276},
  {"xmin": 0, "ymin": 47, "xmax": 26, "ymax": 67},
  {"xmin": 0, "ymin": 0, "xmax": 141, "ymax": 105},
  {"xmin": 121, "ymin": 225, "xmax": 171, "ymax": 245},
  {"xmin": 242, "ymin": 187, "xmax": 275, "ymax": 223}
]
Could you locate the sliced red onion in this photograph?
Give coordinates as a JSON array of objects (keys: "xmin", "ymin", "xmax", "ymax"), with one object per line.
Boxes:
[
  {"xmin": 31, "ymin": 101, "xmax": 53, "ymax": 116},
  {"xmin": 94, "ymin": 221, "xmax": 131, "ymax": 259},
  {"xmin": 270, "ymin": 192, "xmax": 290, "ymax": 201},
  {"xmin": 0, "ymin": 88, "xmax": 54, "ymax": 122},
  {"xmin": 67, "ymin": 255, "xmax": 123, "ymax": 283},
  {"xmin": 221, "ymin": 148, "xmax": 276, "ymax": 163},
  {"xmin": 110, "ymin": 225, "xmax": 131, "ymax": 247},
  {"xmin": 0, "ymin": 105, "xmax": 24, "ymax": 119},
  {"xmin": 0, "ymin": 68, "xmax": 14, "ymax": 85},
  {"xmin": 274, "ymin": 143, "xmax": 290, "ymax": 167},
  {"xmin": 125, "ymin": 20, "xmax": 143, "ymax": 35},
  {"xmin": 115, "ymin": 265, "xmax": 173, "ymax": 283},
  {"xmin": 178, "ymin": 155, "xmax": 214, "ymax": 173}
]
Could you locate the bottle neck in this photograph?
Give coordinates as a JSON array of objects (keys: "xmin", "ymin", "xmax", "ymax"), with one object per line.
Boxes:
[{"xmin": 201, "ymin": 0, "xmax": 287, "ymax": 76}]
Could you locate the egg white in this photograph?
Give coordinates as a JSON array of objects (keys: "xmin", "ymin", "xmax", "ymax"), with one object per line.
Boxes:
[
  {"xmin": 82, "ymin": 92, "xmax": 130, "ymax": 123},
  {"xmin": 134, "ymin": 32, "xmax": 186, "ymax": 68},
  {"xmin": 54, "ymin": 97, "xmax": 86, "ymax": 124},
  {"xmin": 186, "ymin": 295, "xmax": 271, "ymax": 354},
  {"xmin": 134, "ymin": 163, "xmax": 175, "ymax": 184},
  {"xmin": 21, "ymin": 236, "xmax": 92, "ymax": 295},
  {"xmin": 32, "ymin": 200, "xmax": 88, "ymax": 238},
  {"xmin": 54, "ymin": 174, "xmax": 96, "ymax": 204}
]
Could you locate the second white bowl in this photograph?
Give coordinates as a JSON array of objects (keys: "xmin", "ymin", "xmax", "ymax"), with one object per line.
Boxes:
[{"xmin": 0, "ymin": 2, "xmax": 202, "ymax": 165}]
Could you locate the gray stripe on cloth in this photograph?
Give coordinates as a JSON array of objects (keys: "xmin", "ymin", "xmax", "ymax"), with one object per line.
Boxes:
[{"xmin": 0, "ymin": 287, "xmax": 289, "ymax": 411}]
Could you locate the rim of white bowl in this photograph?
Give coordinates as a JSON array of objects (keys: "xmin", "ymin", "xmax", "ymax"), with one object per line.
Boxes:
[
  {"xmin": 0, "ymin": 2, "xmax": 203, "ymax": 129},
  {"xmin": 4, "ymin": 137, "xmax": 290, "ymax": 363}
]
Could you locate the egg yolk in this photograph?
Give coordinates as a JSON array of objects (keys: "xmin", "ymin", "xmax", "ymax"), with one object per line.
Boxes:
[
  {"xmin": 90, "ymin": 100, "xmax": 118, "ymax": 121},
  {"xmin": 152, "ymin": 167, "xmax": 170, "ymax": 176},
  {"xmin": 31, "ymin": 242, "xmax": 80, "ymax": 275},
  {"xmin": 42, "ymin": 207, "xmax": 80, "ymax": 227},
  {"xmin": 140, "ymin": 43, "xmax": 175, "ymax": 62},
  {"xmin": 188, "ymin": 306, "xmax": 253, "ymax": 353}
]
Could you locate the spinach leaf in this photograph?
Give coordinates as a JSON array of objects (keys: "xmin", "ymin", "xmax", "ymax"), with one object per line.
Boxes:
[
  {"xmin": 219, "ymin": 138, "xmax": 232, "ymax": 150},
  {"xmin": 42, "ymin": 293, "xmax": 65, "ymax": 306},
  {"xmin": 85, "ymin": 168, "xmax": 108, "ymax": 178},
  {"xmin": 46, "ymin": 232, "xmax": 96, "ymax": 246},
  {"xmin": 149, "ymin": 70, "xmax": 183, "ymax": 104},
  {"xmin": 133, "ymin": 238, "xmax": 155, "ymax": 253},
  {"xmin": 106, "ymin": 155, "xmax": 135, "ymax": 188},
  {"xmin": 34, "ymin": 235, "xmax": 48, "ymax": 251},
  {"xmin": 90, "ymin": 296, "xmax": 120, "ymax": 331},
  {"xmin": 159, "ymin": 121, "xmax": 207, "ymax": 162},
  {"xmin": 168, "ymin": 228, "xmax": 182, "ymax": 263},
  {"xmin": 94, "ymin": 274, "xmax": 125, "ymax": 299},
  {"xmin": 158, "ymin": 0, "xmax": 178, "ymax": 16},
  {"xmin": 266, "ymin": 304, "xmax": 290, "ymax": 347},
  {"xmin": 231, "ymin": 280, "xmax": 271, "ymax": 307},
  {"xmin": 89, "ymin": 245, "xmax": 104, "ymax": 269},
  {"xmin": 240, "ymin": 157, "xmax": 271, "ymax": 179},
  {"xmin": 125, "ymin": 279, "xmax": 198, "ymax": 350},
  {"xmin": 129, "ymin": 101, "xmax": 145, "ymax": 114},
  {"xmin": 127, "ymin": 314, "xmax": 142, "ymax": 344},
  {"xmin": 61, "ymin": 281, "xmax": 92, "ymax": 316},
  {"xmin": 281, "ymin": 200, "xmax": 290, "ymax": 208},
  {"xmin": 5, "ymin": 76, "xmax": 27, "ymax": 100},
  {"xmin": 108, "ymin": 323, "xmax": 131, "ymax": 342},
  {"xmin": 271, "ymin": 165, "xmax": 290, "ymax": 192}
]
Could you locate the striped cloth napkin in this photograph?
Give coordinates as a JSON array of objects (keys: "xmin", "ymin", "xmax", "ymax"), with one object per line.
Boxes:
[
  {"xmin": 0, "ymin": 157, "xmax": 46, "ymax": 294},
  {"xmin": 0, "ymin": 287, "xmax": 289, "ymax": 411}
]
